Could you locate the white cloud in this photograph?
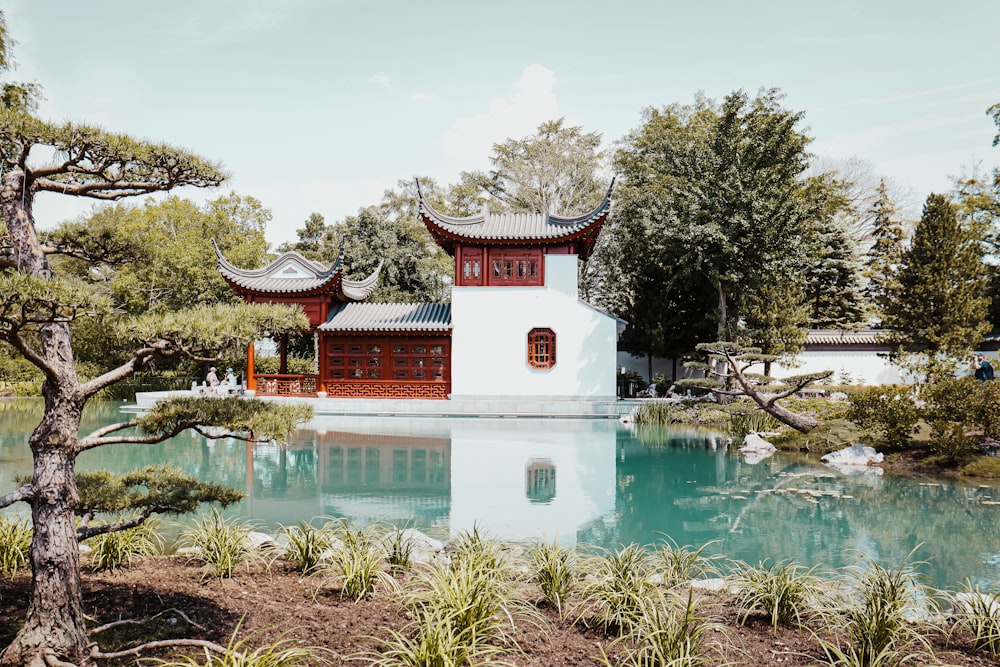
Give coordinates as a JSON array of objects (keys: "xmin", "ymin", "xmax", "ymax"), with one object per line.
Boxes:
[
  {"xmin": 440, "ymin": 64, "xmax": 559, "ymax": 166},
  {"xmin": 368, "ymin": 74, "xmax": 392, "ymax": 90},
  {"xmin": 410, "ymin": 92, "xmax": 434, "ymax": 102}
]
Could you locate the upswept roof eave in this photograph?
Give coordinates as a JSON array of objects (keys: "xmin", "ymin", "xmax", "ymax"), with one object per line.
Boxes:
[
  {"xmin": 416, "ymin": 179, "xmax": 615, "ymax": 245},
  {"xmin": 339, "ymin": 262, "xmax": 384, "ymax": 301}
]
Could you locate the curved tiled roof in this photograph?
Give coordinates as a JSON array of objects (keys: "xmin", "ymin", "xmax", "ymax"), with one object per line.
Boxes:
[
  {"xmin": 805, "ymin": 329, "xmax": 881, "ymax": 345},
  {"xmin": 319, "ymin": 302, "xmax": 452, "ymax": 333},
  {"xmin": 416, "ymin": 180, "xmax": 614, "ymax": 257},
  {"xmin": 214, "ymin": 240, "xmax": 380, "ymax": 301}
]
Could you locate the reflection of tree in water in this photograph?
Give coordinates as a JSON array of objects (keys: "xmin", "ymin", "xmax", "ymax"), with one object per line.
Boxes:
[{"xmin": 579, "ymin": 427, "xmax": 1000, "ymax": 589}]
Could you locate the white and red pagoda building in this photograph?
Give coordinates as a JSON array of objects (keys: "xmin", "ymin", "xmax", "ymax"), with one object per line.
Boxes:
[{"xmin": 216, "ymin": 184, "xmax": 625, "ymax": 402}]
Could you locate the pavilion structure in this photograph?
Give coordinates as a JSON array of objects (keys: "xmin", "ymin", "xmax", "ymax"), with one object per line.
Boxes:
[{"xmin": 216, "ymin": 180, "xmax": 625, "ymax": 402}]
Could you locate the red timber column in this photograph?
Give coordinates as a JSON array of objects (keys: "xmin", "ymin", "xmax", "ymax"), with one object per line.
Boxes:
[
  {"xmin": 246, "ymin": 341, "xmax": 257, "ymax": 391},
  {"xmin": 317, "ymin": 333, "xmax": 327, "ymax": 393},
  {"xmin": 279, "ymin": 333, "xmax": 288, "ymax": 374}
]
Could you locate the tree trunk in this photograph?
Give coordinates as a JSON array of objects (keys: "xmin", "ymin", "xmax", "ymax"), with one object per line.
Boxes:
[
  {"xmin": 3, "ymin": 423, "xmax": 89, "ymax": 666},
  {"xmin": 762, "ymin": 399, "xmax": 821, "ymax": 433},
  {"xmin": 1, "ymin": 171, "xmax": 92, "ymax": 666}
]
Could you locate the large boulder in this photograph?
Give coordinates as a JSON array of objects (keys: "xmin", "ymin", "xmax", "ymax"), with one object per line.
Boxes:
[{"xmin": 739, "ymin": 433, "xmax": 776, "ymax": 464}]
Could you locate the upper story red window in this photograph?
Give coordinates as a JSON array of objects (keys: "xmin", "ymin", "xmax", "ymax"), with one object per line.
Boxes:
[
  {"xmin": 527, "ymin": 328, "xmax": 556, "ymax": 369},
  {"xmin": 487, "ymin": 249, "xmax": 543, "ymax": 286}
]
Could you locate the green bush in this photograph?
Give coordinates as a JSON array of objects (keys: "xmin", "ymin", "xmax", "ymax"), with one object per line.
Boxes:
[
  {"xmin": 847, "ymin": 386, "xmax": 919, "ymax": 449},
  {"xmin": 921, "ymin": 377, "xmax": 1000, "ymax": 463}
]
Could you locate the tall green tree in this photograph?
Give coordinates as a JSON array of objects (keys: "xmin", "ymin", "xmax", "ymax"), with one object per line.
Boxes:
[
  {"xmin": 277, "ymin": 211, "xmax": 327, "ymax": 259},
  {"xmin": 0, "ymin": 26, "xmax": 310, "ymax": 660},
  {"xmin": 864, "ymin": 178, "xmax": 908, "ymax": 321},
  {"xmin": 952, "ymin": 166, "xmax": 1000, "ymax": 326},
  {"xmin": 48, "ymin": 193, "xmax": 271, "ymax": 315},
  {"xmin": 611, "ymin": 89, "xmax": 823, "ymax": 367},
  {"xmin": 459, "ymin": 118, "xmax": 606, "ymax": 215},
  {"xmin": 881, "ymin": 193, "xmax": 990, "ymax": 380}
]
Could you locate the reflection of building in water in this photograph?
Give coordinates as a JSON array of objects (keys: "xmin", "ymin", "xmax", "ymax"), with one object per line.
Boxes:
[
  {"xmin": 525, "ymin": 458, "xmax": 556, "ymax": 504},
  {"xmin": 315, "ymin": 431, "xmax": 450, "ymax": 492},
  {"xmin": 312, "ymin": 430, "xmax": 451, "ymax": 529}
]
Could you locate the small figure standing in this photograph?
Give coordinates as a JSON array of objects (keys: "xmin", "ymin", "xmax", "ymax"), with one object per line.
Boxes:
[
  {"xmin": 206, "ymin": 366, "xmax": 219, "ymax": 387},
  {"xmin": 225, "ymin": 367, "xmax": 238, "ymax": 387}
]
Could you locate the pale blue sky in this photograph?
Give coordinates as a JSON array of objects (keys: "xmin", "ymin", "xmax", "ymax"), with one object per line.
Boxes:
[{"xmin": 7, "ymin": 0, "xmax": 1000, "ymax": 246}]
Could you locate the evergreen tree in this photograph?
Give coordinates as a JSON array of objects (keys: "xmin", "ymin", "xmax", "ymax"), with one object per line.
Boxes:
[
  {"xmin": 739, "ymin": 273, "xmax": 809, "ymax": 377},
  {"xmin": 881, "ymin": 193, "xmax": 990, "ymax": 379},
  {"xmin": 864, "ymin": 178, "xmax": 908, "ymax": 322},
  {"xmin": 277, "ymin": 211, "xmax": 327, "ymax": 259},
  {"xmin": 801, "ymin": 218, "xmax": 866, "ymax": 328}
]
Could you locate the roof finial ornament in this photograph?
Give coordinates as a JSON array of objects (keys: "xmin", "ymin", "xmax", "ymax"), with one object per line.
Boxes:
[{"xmin": 414, "ymin": 177, "xmax": 424, "ymax": 201}]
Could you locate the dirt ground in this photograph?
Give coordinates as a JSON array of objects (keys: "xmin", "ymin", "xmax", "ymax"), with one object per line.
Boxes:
[{"xmin": 1, "ymin": 557, "xmax": 996, "ymax": 666}]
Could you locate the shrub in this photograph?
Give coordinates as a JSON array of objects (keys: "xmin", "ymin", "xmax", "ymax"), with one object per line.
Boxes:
[
  {"xmin": 921, "ymin": 377, "xmax": 996, "ymax": 463},
  {"xmin": 255, "ymin": 354, "xmax": 317, "ymax": 375},
  {"xmin": 152, "ymin": 617, "xmax": 330, "ymax": 666},
  {"xmin": 86, "ymin": 517, "xmax": 163, "ymax": 571},
  {"xmin": 817, "ymin": 551, "xmax": 937, "ymax": 666},
  {"xmin": 726, "ymin": 408, "xmax": 781, "ymax": 442},
  {"xmin": 381, "ymin": 524, "xmax": 416, "ymax": 574},
  {"xmin": 846, "ymin": 386, "xmax": 919, "ymax": 449},
  {"xmin": 948, "ymin": 581, "xmax": 1000, "ymax": 659},
  {"xmin": 0, "ymin": 516, "xmax": 31, "ymax": 577},
  {"xmin": 633, "ymin": 400, "xmax": 685, "ymax": 426}
]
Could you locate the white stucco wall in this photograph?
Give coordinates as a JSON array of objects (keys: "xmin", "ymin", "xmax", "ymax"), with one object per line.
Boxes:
[
  {"xmin": 771, "ymin": 351, "xmax": 907, "ymax": 385},
  {"xmin": 450, "ymin": 254, "xmax": 619, "ymax": 399}
]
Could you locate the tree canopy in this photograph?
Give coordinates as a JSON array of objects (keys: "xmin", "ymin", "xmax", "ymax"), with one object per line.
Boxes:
[
  {"xmin": 880, "ymin": 193, "xmax": 990, "ymax": 381},
  {"xmin": 458, "ymin": 118, "xmax": 607, "ymax": 215},
  {"xmin": 605, "ymin": 89, "xmax": 860, "ymax": 369}
]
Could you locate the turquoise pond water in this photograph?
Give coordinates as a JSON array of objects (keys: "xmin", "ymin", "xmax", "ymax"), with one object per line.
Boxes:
[{"xmin": 2, "ymin": 398, "xmax": 999, "ymax": 590}]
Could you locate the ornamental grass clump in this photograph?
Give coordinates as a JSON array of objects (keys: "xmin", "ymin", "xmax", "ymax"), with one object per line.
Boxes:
[
  {"xmin": 730, "ymin": 559, "xmax": 827, "ymax": 629},
  {"xmin": 279, "ymin": 520, "xmax": 335, "ymax": 574},
  {"xmin": 579, "ymin": 543, "xmax": 654, "ymax": 634},
  {"xmin": 318, "ymin": 520, "xmax": 394, "ymax": 601},
  {"xmin": 178, "ymin": 510, "xmax": 264, "ymax": 579},
  {"xmin": 652, "ymin": 536, "xmax": 720, "ymax": 588},
  {"xmin": 600, "ymin": 588, "xmax": 728, "ymax": 667},
  {"xmin": 408, "ymin": 558, "xmax": 532, "ymax": 650},
  {"xmin": 363, "ymin": 606, "xmax": 511, "ymax": 667},
  {"xmin": 86, "ymin": 516, "xmax": 163, "ymax": 571},
  {"xmin": 947, "ymin": 580, "xmax": 1000, "ymax": 659},
  {"xmin": 526, "ymin": 538, "xmax": 577, "ymax": 616},
  {"xmin": 0, "ymin": 515, "xmax": 31, "ymax": 577},
  {"xmin": 815, "ymin": 551, "xmax": 938, "ymax": 666},
  {"xmin": 381, "ymin": 524, "xmax": 416, "ymax": 574}
]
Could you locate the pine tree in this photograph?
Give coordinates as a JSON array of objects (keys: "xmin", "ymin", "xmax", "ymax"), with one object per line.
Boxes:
[
  {"xmin": 801, "ymin": 218, "xmax": 865, "ymax": 328},
  {"xmin": 881, "ymin": 193, "xmax": 990, "ymax": 377},
  {"xmin": 864, "ymin": 178, "xmax": 907, "ymax": 322}
]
